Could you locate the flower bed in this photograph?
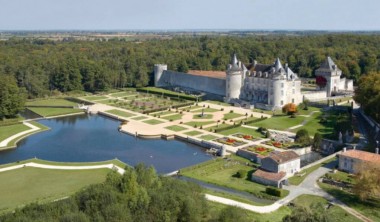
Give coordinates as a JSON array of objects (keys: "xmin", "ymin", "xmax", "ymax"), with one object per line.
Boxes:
[
  {"xmin": 262, "ymin": 140, "xmax": 291, "ymax": 149},
  {"xmin": 232, "ymin": 133, "xmax": 260, "ymax": 141},
  {"xmin": 244, "ymin": 145, "xmax": 274, "ymax": 156},
  {"xmin": 214, "ymin": 137, "xmax": 247, "ymax": 147}
]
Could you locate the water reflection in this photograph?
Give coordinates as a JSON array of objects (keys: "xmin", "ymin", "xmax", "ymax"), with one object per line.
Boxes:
[{"xmin": 0, "ymin": 114, "xmax": 211, "ymax": 173}]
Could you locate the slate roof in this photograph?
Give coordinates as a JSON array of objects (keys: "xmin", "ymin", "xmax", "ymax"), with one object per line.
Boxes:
[
  {"xmin": 252, "ymin": 169, "xmax": 286, "ymax": 182},
  {"xmin": 187, "ymin": 70, "xmax": 226, "ymax": 79},
  {"xmin": 266, "ymin": 151, "xmax": 299, "ymax": 164},
  {"xmin": 339, "ymin": 150, "xmax": 380, "ymax": 164},
  {"xmin": 317, "ymin": 56, "xmax": 340, "ymax": 71}
]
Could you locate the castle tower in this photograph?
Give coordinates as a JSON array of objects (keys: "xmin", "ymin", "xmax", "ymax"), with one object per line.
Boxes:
[
  {"xmin": 315, "ymin": 57, "xmax": 342, "ymax": 97},
  {"xmin": 271, "ymin": 58, "xmax": 287, "ymax": 109},
  {"xmin": 225, "ymin": 54, "xmax": 243, "ymax": 102},
  {"xmin": 154, "ymin": 64, "xmax": 168, "ymax": 87}
]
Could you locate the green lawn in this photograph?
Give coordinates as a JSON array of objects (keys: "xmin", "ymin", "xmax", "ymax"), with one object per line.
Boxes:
[
  {"xmin": 291, "ymin": 112, "xmax": 334, "ymax": 137},
  {"xmin": 25, "ymin": 98, "xmax": 77, "ymax": 107},
  {"xmin": 105, "ymin": 109, "xmax": 135, "ymax": 118},
  {"xmin": 82, "ymin": 95, "xmax": 109, "ymax": 101},
  {"xmin": 216, "ymin": 126, "xmax": 264, "ymax": 138},
  {"xmin": 131, "ymin": 116, "xmax": 148, "ymax": 120},
  {"xmin": 0, "ymin": 123, "xmax": 30, "ymax": 142},
  {"xmin": 296, "ymin": 106, "xmax": 321, "ymax": 115},
  {"xmin": 164, "ymin": 125, "xmax": 188, "ymax": 132},
  {"xmin": 318, "ymin": 183, "xmax": 380, "ymax": 222},
  {"xmin": 151, "ymin": 110, "xmax": 175, "ymax": 116},
  {"xmin": 161, "ymin": 114, "xmax": 183, "ymax": 121},
  {"xmin": 248, "ymin": 115, "xmax": 306, "ymax": 130},
  {"xmin": 205, "ymin": 124, "xmax": 231, "ymax": 132},
  {"xmin": 198, "ymin": 134, "xmax": 219, "ymax": 141},
  {"xmin": 5, "ymin": 121, "xmax": 50, "ymax": 148},
  {"xmin": 143, "ymin": 119, "xmax": 165, "ymax": 125},
  {"xmin": 27, "ymin": 107, "xmax": 84, "ymax": 117},
  {"xmin": 181, "ymin": 155, "xmax": 277, "ymax": 202},
  {"xmin": 291, "ymin": 195, "xmax": 361, "ymax": 222},
  {"xmin": 288, "ymin": 158, "xmax": 337, "ymax": 185},
  {"xmin": 109, "ymin": 92, "xmax": 136, "ymax": 98},
  {"xmin": 223, "ymin": 112, "xmax": 244, "ymax": 120},
  {"xmin": 191, "ymin": 107, "xmax": 219, "ymax": 113},
  {"xmin": 140, "ymin": 87, "xmax": 197, "ymax": 100},
  {"xmin": 183, "ymin": 130, "xmax": 203, "ymax": 136},
  {"xmin": 184, "ymin": 121, "xmax": 215, "ymax": 127},
  {"xmin": 0, "ymin": 167, "xmax": 110, "ymax": 214},
  {"xmin": 192, "ymin": 114, "xmax": 214, "ymax": 119},
  {"xmin": 204, "ymin": 100, "xmax": 232, "ymax": 107}
]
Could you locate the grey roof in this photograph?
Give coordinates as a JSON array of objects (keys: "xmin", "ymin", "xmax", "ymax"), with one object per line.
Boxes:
[
  {"xmin": 319, "ymin": 56, "xmax": 339, "ymax": 71},
  {"xmin": 274, "ymin": 58, "xmax": 283, "ymax": 72},
  {"xmin": 232, "ymin": 54, "xmax": 238, "ymax": 66}
]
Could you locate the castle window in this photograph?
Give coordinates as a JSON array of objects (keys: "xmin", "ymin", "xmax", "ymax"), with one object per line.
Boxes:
[
  {"xmin": 281, "ymin": 83, "xmax": 284, "ymax": 88},
  {"xmin": 292, "ymin": 89, "xmax": 295, "ymax": 94},
  {"xmin": 293, "ymin": 81, "xmax": 295, "ymax": 86},
  {"xmin": 281, "ymin": 100, "xmax": 284, "ymax": 105},
  {"xmin": 292, "ymin": 98, "xmax": 294, "ymax": 103},
  {"xmin": 281, "ymin": 90, "xmax": 284, "ymax": 96}
]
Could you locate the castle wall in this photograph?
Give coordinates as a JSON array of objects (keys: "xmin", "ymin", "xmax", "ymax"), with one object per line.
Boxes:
[
  {"xmin": 157, "ymin": 70, "xmax": 226, "ymax": 96},
  {"xmin": 302, "ymin": 91, "xmax": 327, "ymax": 101}
]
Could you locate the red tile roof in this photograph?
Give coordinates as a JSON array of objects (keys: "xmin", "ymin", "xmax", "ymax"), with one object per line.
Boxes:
[
  {"xmin": 252, "ymin": 169, "xmax": 286, "ymax": 182},
  {"xmin": 267, "ymin": 151, "xmax": 299, "ymax": 164},
  {"xmin": 340, "ymin": 150, "xmax": 380, "ymax": 163},
  {"xmin": 187, "ymin": 70, "xmax": 226, "ymax": 79}
]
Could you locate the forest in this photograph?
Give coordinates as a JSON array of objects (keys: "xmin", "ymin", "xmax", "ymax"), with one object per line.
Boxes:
[{"xmin": 0, "ymin": 34, "xmax": 379, "ymax": 99}]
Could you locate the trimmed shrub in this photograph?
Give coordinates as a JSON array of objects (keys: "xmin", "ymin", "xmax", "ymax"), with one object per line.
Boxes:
[
  {"xmin": 266, "ymin": 187, "xmax": 284, "ymax": 197},
  {"xmin": 236, "ymin": 170, "xmax": 247, "ymax": 179}
]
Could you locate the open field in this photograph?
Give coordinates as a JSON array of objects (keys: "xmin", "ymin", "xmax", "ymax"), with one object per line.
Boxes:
[
  {"xmin": 26, "ymin": 98, "xmax": 77, "ymax": 107},
  {"xmin": 27, "ymin": 107, "xmax": 84, "ymax": 117},
  {"xmin": 0, "ymin": 167, "xmax": 110, "ymax": 214}
]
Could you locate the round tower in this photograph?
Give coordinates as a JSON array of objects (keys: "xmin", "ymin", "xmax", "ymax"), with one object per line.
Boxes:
[
  {"xmin": 225, "ymin": 54, "xmax": 243, "ymax": 101},
  {"xmin": 271, "ymin": 58, "xmax": 287, "ymax": 110},
  {"xmin": 154, "ymin": 64, "xmax": 167, "ymax": 87}
]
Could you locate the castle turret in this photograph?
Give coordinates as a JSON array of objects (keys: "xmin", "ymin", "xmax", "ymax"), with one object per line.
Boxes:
[
  {"xmin": 271, "ymin": 58, "xmax": 287, "ymax": 109},
  {"xmin": 225, "ymin": 54, "xmax": 244, "ymax": 102},
  {"xmin": 315, "ymin": 57, "xmax": 341, "ymax": 97},
  {"xmin": 154, "ymin": 64, "xmax": 168, "ymax": 87}
]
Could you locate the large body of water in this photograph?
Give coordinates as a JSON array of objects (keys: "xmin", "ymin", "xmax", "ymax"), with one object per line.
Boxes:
[{"xmin": 0, "ymin": 114, "xmax": 212, "ymax": 173}]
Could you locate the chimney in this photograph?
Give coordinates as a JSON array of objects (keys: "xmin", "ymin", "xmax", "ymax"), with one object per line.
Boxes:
[
  {"xmin": 353, "ymin": 146, "xmax": 356, "ymax": 150},
  {"xmin": 376, "ymin": 148, "xmax": 379, "ymax": 154},
  {"xmin": 253, "ymin": 60, "xmax": 258, "ymax": 66},
  {"xmin": 343, "ymin": 147, "xmax": 346, "ymax": 152}
]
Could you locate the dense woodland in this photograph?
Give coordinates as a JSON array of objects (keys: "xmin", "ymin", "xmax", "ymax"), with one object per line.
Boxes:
[
  {"xmin": 0, "ymin": 34, "xmax": 379, "ymax": 98},
  {"xmin": 0, "ymin": 34, "xmax": 380, "ymax": 120}
]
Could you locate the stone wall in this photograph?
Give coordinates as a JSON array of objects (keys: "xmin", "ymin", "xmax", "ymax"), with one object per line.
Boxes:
[
  {"xmin": 302, "ymin": 91, "xmax": 327, "ymax": 101},
  {"xmin": 157, "ymin": 70, "xmax": 226, "ymax": 96}
]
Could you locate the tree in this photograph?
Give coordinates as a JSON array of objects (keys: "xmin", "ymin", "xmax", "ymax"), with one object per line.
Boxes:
[
  {"xmin": 353, "ymin": 162, "xmax": 380, "ymax": 201},
  {"xmin": 295, "ymin": 129, "xmax": 311, "ymax": 145},
  {"xmin": 283, "ymin": 205, "xmax": 328, "ymax": 222},
  {"xmin": 312, "ymin": 133, "xmax": 323, "ymax": 151},
  {"xmin": 218, "ymin": 205, "xmax": 251, "ymax": 222},
  {"xmin": 0, "ymin": 75, "xmax": 26, "ymax": 119},
  {"xmin": 282, "ymin": 103, "xmax": 297, "ymax": 115},
  {"xmin": 354, "ymin": 72, "xmax": 380, "ymax": 122}
]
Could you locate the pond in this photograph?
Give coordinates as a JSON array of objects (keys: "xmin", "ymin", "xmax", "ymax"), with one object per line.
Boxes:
[{"xmin": 0, "ymin": 114, "xmax": 212, "ymax": 173}]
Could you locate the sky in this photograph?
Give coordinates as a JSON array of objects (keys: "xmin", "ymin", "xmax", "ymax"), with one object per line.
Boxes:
[{"xmin": 0, "ymin": 0, "xmax": 379, "ymax": 31}]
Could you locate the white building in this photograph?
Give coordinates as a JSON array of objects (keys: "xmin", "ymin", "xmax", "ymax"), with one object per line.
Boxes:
[{"xmin": 338, "ymin": 148, "xmax": 380, "ymax": 174}]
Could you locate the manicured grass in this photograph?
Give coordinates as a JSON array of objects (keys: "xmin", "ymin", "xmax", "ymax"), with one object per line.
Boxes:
[
  {"xmin": 192, "ymin": 114, "xmax": 214, "ymax": 119},
  {"xmin": 325, "ymin": 170, "xmax": 355, "ymax": 184},
  {"xmin": 318, "ymin": 183, "xmax": 380, "ymax": 222},
  {"xmin": 204, "ymin": 100, "xmax": 232, "ymax": 107},
  {"xmin": 140, "ymin": 87, "xmax": 197, "ymax": 100},
  {"xmin": 0, "ymin": 167, "xmax": 110, "ymax": 214},
  {"xmin": 288, "ymin": 158, "xmax": 337, "ymax": 185},
  {"xmin": 27, "ymin": 107, "xmax": 84, "ymax": 117},
  {"xmin": 0, "ymin": 123, "xmax": 30, "ymax": 142},
  {"xmin": 165, "ymin": 125, "xmax": 188, "ymax": 132},
  {"xmin": 184, "ymin": 130, "xmax": 203, "ymax": 136},
  {"xmin": 143, "ymin": 119, "xmax": 165, "ymax": 125},
  {"xmin": 181, "ymin": 155, "xmax": 276, "ymax": 202},
  {"xmin": 82, "ymin": 95, "xmax": 109, "ymax": 101},
  {"xmin": 223, "ymin": 112, "xmax": 244, "ymax": 120},
  {"xmin": 207, "ymin": 201, "xmax": 291, "ymax": 222},
  {"xmin": 291, "ymin": 112, "xmax": 333, "ymax": 137},
  {"xmin": 131, "ymin": 116, "xmax": 148, "ymax": 120},
  {"xmin": 105, "ymin": 109, "xmax": 135, "ymax": 118},
  {"xmin": 4, "ymin": 121, "xmax": 50, "ymax": 148},
  {"xmin": 217, "ymin": 126, "xmax": 264, "ymax": 138},
  {"xmin": 248, "ymin": 115, "xmax": 306, "ymax": 130},
  {"xmin": 0, "ymin": 116, "xmax": 24, "ymax": 127},
  {"xmin": 205, "ymin": 124, "xmax": 230, "ymax": 132},
  {"xmin": 252, "ymin": 108, "xmax": 275, "ymax": 115},
  {"xmin": 150, "ymin": 110, "xmax": 175, "ymax": 116},
  {"xmin": 296, "ymin": 106, "xmax": 321, "ymax": 115},
  {"xmin": 25, "ymin": 98, "xmax": 77, "ymax": 107},
  {"xmin": 191, "ymin": 107, "xmax": 219, "ymax": 113},
  {"xmin": 179, "ymin": 105, "xmax": 202, "ymax": 111},
  {"xmin": 184, "ymin": 121, "xmax": 215, "ymax": 127},
  {"xmin": 161, "ymin": 114, "xmax": 183, "ymax": 121},
  {"xmin": 291, "ymin": 195, "xmax": 361, "ymax": 222},
  {"xmin": 198, "ymin": 134, "xmax": 219, "ymax": 141},
  {"xmin": 109, "ymin": 92, "xmax": 136, "ymax": 98}
]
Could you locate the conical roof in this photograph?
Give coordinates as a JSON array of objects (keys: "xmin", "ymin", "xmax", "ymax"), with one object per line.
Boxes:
[
  {"xmin": 231, "ymin": 53, "xmax": 238, "ymax": 66},
  {"xmin": 274, "ymin": 58, "xmax": 283, "ymax": 72}
]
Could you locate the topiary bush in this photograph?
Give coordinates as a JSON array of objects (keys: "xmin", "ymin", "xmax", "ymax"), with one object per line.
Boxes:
[{"xmin": 236, "ymin": 170, "xmax": 247, "ymax": 179}]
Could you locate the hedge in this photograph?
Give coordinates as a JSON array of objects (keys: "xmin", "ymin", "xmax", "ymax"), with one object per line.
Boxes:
[
  {"xmin": 137, "ymin": 87, "xmax": 199, "ymax": 101},
  {"xmin": 265, "ymin": 187, "xmax": 285, "ymax": 197}
]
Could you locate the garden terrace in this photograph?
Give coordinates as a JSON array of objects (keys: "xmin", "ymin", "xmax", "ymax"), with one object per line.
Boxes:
[
  {"xmin": 243, "ymin": 145, "xmax": 274, "ymax": 156},
  {"xmin": 214, "ymin": 137, "xmax": 247, "ymax": 147},
  {"xmin": 232, "ymin": 133, "xmax": 261, "ymax": 142}
]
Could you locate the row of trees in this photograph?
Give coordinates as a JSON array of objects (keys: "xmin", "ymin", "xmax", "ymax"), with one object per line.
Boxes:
[
  {"xmin": 354, "ymin": 72, "xmax": 380, "ymax": 122},
  {"xmin": 1, "ymin": 34, "xmax": 380, "ymax": 99}
]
